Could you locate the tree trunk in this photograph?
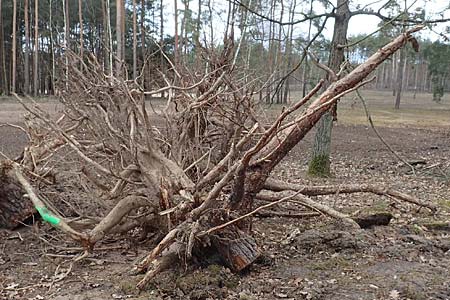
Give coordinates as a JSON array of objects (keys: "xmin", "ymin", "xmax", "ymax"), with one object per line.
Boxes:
[
  {"xmin": 302, "ymin": 0, "xmax": 314, "ymax": 97},
  {"xmin": 308, "ymin": 0, "xmax": 350, "ymax": 177},
  {"xmin": 24, "ymin": 0, "xmax": 30, "ymax": 94},
  {"xmin": 78, "ymin": 0, "xmax": 84, "ymax": 64},
  {"xmin": 182, "ymin": 0, "xmax": 190, "ymax": 57},
  {"xmin": 392, "ymin": 52, "xmax": 396, "ymax": 94},
  {"xmin": 63, "ymin": 0, "xmax": 69, "ymax": 83},
  {"xmin": 283, "ymin": 0, "xmax": 296, "ymax": 104},
  {"xmin": 33, "ymin": 0, "xmax": 39, "ymax": 96},
  {"xmin": 11, "ymin": 0, "xmax": 17, "ymax": 93},
  {"xmin": 104, "ymin": 0, "xmax": 113, "ymax": 75},
  {"xmin": 116, "ymin": 0, "xmax": 124, "ymax": 76},
  {"xmin": 174, "ymin": 0, "xmax": 179, "ymax": 65},
  {"xmin": 0, "ymin": 0, "xmax": 7, "ymax": 94},
  {"xmin": 139, "ymin": 0, "xmax": 146, "ymax": 87},
  {"xmin": 49, "ymin": 0, "xmax": 55, "ymax": 94},
  {"xmin": 132, "ymin": 0, "xmax": 137, "ymax": 80},
  {"xmin": 394, "ymin": 46, "xmax": 406, "ymax": 109},
  {"xmin": 207, "ymin": 0, "xmax": 213, "ymax": 45}
]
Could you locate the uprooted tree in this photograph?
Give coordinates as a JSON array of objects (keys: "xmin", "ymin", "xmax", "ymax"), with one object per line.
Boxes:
[{"xmin": 0, "ymin": 26, "xmax": 437, "ymax": 289}]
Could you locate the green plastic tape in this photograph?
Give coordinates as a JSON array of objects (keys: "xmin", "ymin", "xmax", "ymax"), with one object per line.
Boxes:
[{"xmin": 36, "ymin": 206, "xmax": 61, "ymax": 225}]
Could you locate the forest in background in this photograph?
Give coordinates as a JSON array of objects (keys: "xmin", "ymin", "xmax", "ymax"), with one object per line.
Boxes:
[{"xmin": 0, "ymin": 0, "xmax": 449, "ymax": 103}]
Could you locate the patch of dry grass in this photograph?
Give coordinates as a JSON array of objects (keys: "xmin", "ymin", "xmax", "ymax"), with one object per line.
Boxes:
[{"xmin": 286, "ymin": 89, "xmax": 450, "ymax": 128}]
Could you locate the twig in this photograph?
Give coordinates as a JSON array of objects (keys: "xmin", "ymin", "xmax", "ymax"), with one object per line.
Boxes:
[
  {"xmin": 197, "ymin": 191, "xmax": 303, "ymax": 237},
  {"xmin": 257, "ymin": 191, "xmax": 360, "ymax": 228},
  {"xmin": 355, "ymin": 89, "xmax": 415, "ymax": 174}
]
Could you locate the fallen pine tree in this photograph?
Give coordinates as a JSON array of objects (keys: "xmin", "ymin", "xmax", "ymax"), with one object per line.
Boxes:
[{"xmin": 0, "ymin": 26, "xmax": 437, "ymax": 289}]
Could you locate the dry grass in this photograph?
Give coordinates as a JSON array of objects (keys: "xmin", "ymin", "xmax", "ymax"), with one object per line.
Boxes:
[
  {"xmin": 1, "ymin": 89, "xmax": 449, "ymax": 128},
  {"xmin": 288, "ymin": 89, "xmax": 450, "ymax": 128}
]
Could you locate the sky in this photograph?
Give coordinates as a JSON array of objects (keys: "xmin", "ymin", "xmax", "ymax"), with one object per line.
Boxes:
[{"xmin": 162, "ymin": 0, "xmax": 450, "ymax": 42}]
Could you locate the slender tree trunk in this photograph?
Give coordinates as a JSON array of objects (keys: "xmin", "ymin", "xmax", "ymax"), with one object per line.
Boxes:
[
  {"xmin": 283, "ymin": 0, "xmax": 296, "ymax": 104},
  {"xmin": 39, "ymin": 33, "xmax": 44, "ymax": 93},
  {"xmin": 33, "ymin": 0, "xmax": 39, "ymax": 96},
  {"xmin": 132, "ymin": 0, "xmax": 137, "ymax": 79},
  {"xmin": 266, "ymin": 0, "xmax": 275, "ymax": 104},
  {"xmin": 394, "ymin": 46, "xmax": 406, "ymax": 109},
  {"xmin": 404, "ymin": 57, "xmax": 409, "ymax": 91},
  {"xmin": 49, "ymin": 0, "xmax": 55, "ymax": 94},
  {"xmin": 308, "ymin": 0, "xmax": 350, "ymax": 177},
  {"xmin": 174, "ymin": 0, "xmax": 179, "ymax": 65},
  {"xmin": 0, "ymin": 0, "xmax": 8, "ymax": 94},
  {"xmin": 78, "ymin": 0, "xmax": 84, "ymax": 62},
  {"xmin": 183, "ymin": 0, "xmax": 190, "ymax": 57},
  {"xmin": 141, "ymin": 0, "xmax": 147, "ymax": 87},
  {"xmin": 105, "ymin": 0, "xmax": 113, "ymax": 75},
  {"xmin": 302, "ymin": 0, "xmax": 314, "ymax": 97},
  {"xmin": 207, "ymin": 0, "xmax": 213, "ymax": 45},
  {"xmin": 24, "ymin": 0, "xmax": 30, "ymax": 94},
  {"xmin": 392, "ymin": 51, "xmax": 397, "ymax": 96},
  {"xmin": 275, "ymin": 0, "xmax": 284, "ymax": 104},
  {"xmin": 196, "ymin": 0, "xmax": 201, "ymax": 45},
  {"xmin": 63, "ymin": 0, "xmax": 69, "ymax": 84},
  {"xmin": 115, "ymin": 0, "xmax": 124, "ymax": 76},
  {"xmin": 413, "ymin": 60, "xmax": 419, "ymax": 98},
  {"xmin": 159, "ymin": 0, "xmax": 164, "ymax": 95},
  {"xmin": 11, "ymin": 0, "xmax": 17, "ymax": 93}
]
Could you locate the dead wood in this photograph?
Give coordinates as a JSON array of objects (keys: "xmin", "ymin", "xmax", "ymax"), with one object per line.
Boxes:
[
  {"xmin": 257, "ymin": 191, "xmax": 360, "ymax": 229},
  {"xmin": 0, "ymin": 27, "xmax": 430, "ymax": 290},
  {"xmin": 0, "ymin": 163, "xmax": 35, "ymax": 229},
  {"xmin": 264, "ymin": 178, "xmax": 437, "ymax": 211},
  {"xmin": 255, "ymin": 210, "xmax": 320, "ymax": 219}
]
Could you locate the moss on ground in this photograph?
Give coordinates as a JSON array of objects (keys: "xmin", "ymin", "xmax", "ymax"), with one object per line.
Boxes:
[{"xmin": 308, "ymin": 154, "xmax": 331, "ymax": 177}]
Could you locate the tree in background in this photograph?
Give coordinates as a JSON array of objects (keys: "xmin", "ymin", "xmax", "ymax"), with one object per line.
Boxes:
[
  {"xmin": 308, "ymin": 0, "xmax": 449, "ymax": 177},
  {"xmin": 424, "ymin": 40, "xmax": 450, "ymax": 101}
]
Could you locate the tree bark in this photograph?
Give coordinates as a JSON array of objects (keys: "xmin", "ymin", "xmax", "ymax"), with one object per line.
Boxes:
[
  {"xmin": 49, "ymin": 0, "xmax": 55, "ymax": 94},
  {"xmin": 78, "ymin": 0, "xmax": 84, "ymax": 65},
  {"xmin": 105, "ymin": 0, "xmax": 113, "ymax": 75},
  {"xmin": 174, "ymin": 0, "xmax": 179, "ymax": 65},
  {"xmin": 33, "ymin": 0, "xmax": 39, "ymax": 96},
  {"xmin": 0, "ymin": 164, "xmax": 35, "ymax": 229},
  {"xmin": 132, "ymin": 0, "xmax": 137, "ymax": 80},
  {"xmin": 308, "ymin": 0, "xmax": 350, "ymax": 177},
  {"xmin": 394, "ymin": 46, "xmax": 406, "ymax": 109},
  {"xmin": 115, "ymin": 0, "xmax": 124, "ymax": 76},
  {"xmin": 234, "ymin": 27, "xmax": 423, "ymax": 214},
  {"xmin": 63, "ymin": 0, "xmax": 69, "ymax": 84},
  {"xmin": 11, "ymin": 0, "xmax": 17, "ymax": 93},
  {"xmin": 140, "ymin": 0, "xmax": 147, "ymax": 87},
  {"xmin": 0, "ymin": 0, "xmax": 7, "ymax": 94},
  {"xmin": 24, "ymin": 0, "xmax": 30, "ymax": 94}
]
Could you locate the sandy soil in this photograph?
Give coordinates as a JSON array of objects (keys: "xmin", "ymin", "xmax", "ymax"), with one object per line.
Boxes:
[{"xmin": 1, "ymin": 96, "xmax": 449, "ymax": 300}]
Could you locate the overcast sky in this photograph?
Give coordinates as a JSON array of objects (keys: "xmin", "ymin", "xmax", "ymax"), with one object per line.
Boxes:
[{"xmin": 163, "ymin": 0, "xmax": 450, "ymax": 42}]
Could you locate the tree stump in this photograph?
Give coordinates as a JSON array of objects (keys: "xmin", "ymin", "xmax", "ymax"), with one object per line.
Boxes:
[
  {"xmin": 212, "ymin": 228, "xmax": 260, "ymax": 272},
  {"xmin": 0, "ymin": 165, "xmax": 35, "ymax": 229}
]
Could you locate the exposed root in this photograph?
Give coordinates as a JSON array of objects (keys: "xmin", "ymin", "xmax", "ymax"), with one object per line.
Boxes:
[
  {"xmin": 136, "ymin": 242, "xmax": 182, "ymax": 290},
  {"xmin": 264, "ymin": 178, "xmax": 438, "ymax": 212},
  {"xmin": 89, "ymin": 195, "xmax": 156, "ymax": 244},
  {"xmin": 257, "ymin": 191, "xmax": 360, "ymax": 229}
]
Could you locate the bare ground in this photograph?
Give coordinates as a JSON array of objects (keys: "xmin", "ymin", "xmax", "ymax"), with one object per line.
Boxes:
[{"xmin": 1, "ymin": 94, "xmax": 450, "ymax": 300}]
